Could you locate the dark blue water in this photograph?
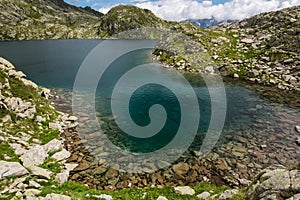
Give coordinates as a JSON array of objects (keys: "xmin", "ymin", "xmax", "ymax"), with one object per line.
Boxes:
[{"xmin": 0, "ymin": 40, "xmax": 299, "ymax": 154}]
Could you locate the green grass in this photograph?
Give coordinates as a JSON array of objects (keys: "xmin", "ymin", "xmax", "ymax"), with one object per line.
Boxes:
[
  {"xmin": 0, "ymin": 142, "xmax": 19, "ymax": 162},
  {"xmin": 38, "ymin": 181, "xmax": 244, "ymax": 200},
  {"xmin": 38, "ymin": 157, "xmax": 61, "ymax": 174}
]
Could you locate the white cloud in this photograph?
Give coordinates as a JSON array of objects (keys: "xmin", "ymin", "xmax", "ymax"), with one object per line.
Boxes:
[{"xmin": 99, "ymin": 0, "xmax": 300, "ymax": 21}]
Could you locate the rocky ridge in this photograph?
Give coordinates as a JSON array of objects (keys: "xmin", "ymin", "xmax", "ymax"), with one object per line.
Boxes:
[{"xmin": 199, "ymin": 6, "xmax": 299, "ymax": 91}]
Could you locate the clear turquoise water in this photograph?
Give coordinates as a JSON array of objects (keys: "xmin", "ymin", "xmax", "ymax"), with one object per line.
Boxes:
[{"xmin": 0, "ymin": 40, "xmax": 299, "ymax": 155}]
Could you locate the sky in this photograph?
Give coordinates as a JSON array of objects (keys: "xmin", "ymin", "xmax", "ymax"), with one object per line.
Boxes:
[{"xmin": 65, "ymin": 0, "xmax": 300, "ymax": 21}]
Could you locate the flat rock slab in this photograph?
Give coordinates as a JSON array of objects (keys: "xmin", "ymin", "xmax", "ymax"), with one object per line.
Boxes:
[
  {"xmin": 29, "ymin": 166, "xmax": 53, "ymax": 180},
  {"xmin": 51, "ymin": 149, "xmax": 71, "ymax": 161},
  {"xmin": 0, "ymin": 161, "xmax": 29, "ymax": 178}
]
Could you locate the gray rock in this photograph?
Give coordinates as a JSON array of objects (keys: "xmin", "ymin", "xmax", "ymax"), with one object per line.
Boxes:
[
  {"xmin": 29, "ymin": 180, "xmax": 41, "ymax": 189},
  {"xmin": 174, "ymin": 186, "xmax": 195, "ymax": 195},
  {"xmin": 290, "ymin": 170, "xmax": 300, "ymax": 191},
  {"xmin": 295, "ymin": 126, "xmax": 300, "ymax": 133},
  {"xmin": 21, "ymin": 78, "xmax": 38, "ymax": 90},
  {"xmin": 51, "ymin": 149, "xmax": 71, "ymax": 161},
  {"xmin": 0, "ymin": 57, "xmax": 15, "ymax": 70},
  {"xmin": 43, "ymin": 139, "xmax": 63, "ymax": 154},
  {"xmin": 55, "ymin": 170, "xmax": 69, "ymax": 184},
  {"xmin": 233, "ymin": 73, "xmax": 239, "ymax": 78},
  {"xmin": 92, "ymin": 194, "xmax": 113, "ymax": 200},
  {"xmin": 29, "ymin": 166, "xmax": 53, "ymax": 180},
  {"xmin": 24, "ymin": 189, "xmax": 41, "ymax": 196},
  {"xmin": 36, "ymin": 115, "xmax": 46, "ymax": 122},
  {"xmin": 197, "ymin": 191, "xmax": 210, "ymax": 199},
  {"xmin": 157, "ymin": 196, "xmax": 168, "ymax": 200},
  {"xmin": 219, "ymin": 189, "xmax": 239, "ymax": 199},
  {"xmin": 8, "ymin": 70, "xmax": 26, "ymax": 78},
  {"xmin": 241, "ymin": 38, "xmax": 254, "ymax": 44},
  {"xmin": 9, "ymin": 143, "xmax": 27, "ymax": 155},
  {"xmin": 45, "ymin": 193, "xmax": 71, "ymax": 200},
  {"xmin": 40, "ymin": 88, "xmax": 52, "ymax": 99},
  {"xmin": 0, "ymin": 161, "xmax": 29, "ymax": 178},
  {"xmin": 25, "ymin": 196, "xmax": 39, "ymax": 200},
  {"xmin": 246, "ymin": 165, "xmax": 300, "ymax": 200},
  {"xmin": 49, "ymin": 122, "xmax": 62, "ymax": 131},
  {"xmin": 20, "ymin": 145, "xmax": 48, "ymax": 167},
  {"xmin": 65, "ymin": 163, "xmax": 79, "ymax": 171}
]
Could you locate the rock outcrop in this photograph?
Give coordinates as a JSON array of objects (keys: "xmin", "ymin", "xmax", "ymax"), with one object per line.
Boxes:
[{"xmin": 246, "ymin": 165, "xmax": 300, "ymax": 200}]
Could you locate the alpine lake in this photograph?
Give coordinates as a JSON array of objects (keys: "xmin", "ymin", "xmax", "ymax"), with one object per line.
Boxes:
[{"xmin": 1, "ymin": 39, "xmax": 299, "ymax": 187}]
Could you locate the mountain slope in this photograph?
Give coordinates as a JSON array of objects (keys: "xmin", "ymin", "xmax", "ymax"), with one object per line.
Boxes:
[
  {"xmin": 98, "ymin": 5, "xmax": 169, "ymax": 36},
  {"xmin": 0, "ymin": 0, "xmax": 103, "ymax": 40}
]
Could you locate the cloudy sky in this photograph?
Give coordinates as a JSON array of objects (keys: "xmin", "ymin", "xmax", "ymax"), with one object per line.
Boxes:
[{"xmin": 65, "ymin": 0, "xmax": 300, "ymax": 21}]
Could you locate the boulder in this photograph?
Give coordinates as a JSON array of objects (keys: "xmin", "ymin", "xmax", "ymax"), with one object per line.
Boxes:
[
  {"xmin": 174, "ymin": 186, "xmax": 195, "ymax": 195},
  {"xmin": 246, "ymin": 165, "xmax": 300, "ymax": 200},
  {"xmin": 0, "ymin": 161, "xmax": 29, "ymax": 178}
]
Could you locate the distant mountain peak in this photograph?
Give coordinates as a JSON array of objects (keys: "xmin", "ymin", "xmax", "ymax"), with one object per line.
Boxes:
[{"xmin": 183, "ymin": 18, "xmax": 237, "ymax": 28}]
